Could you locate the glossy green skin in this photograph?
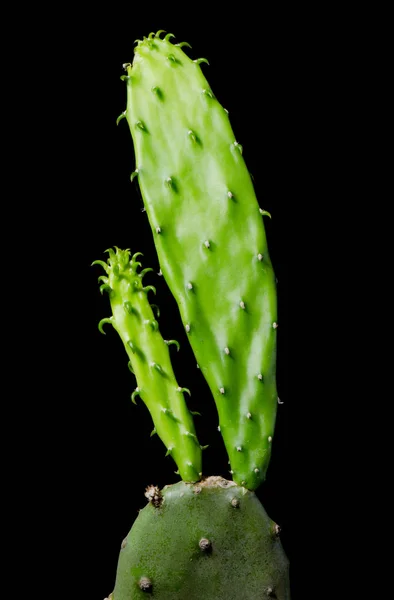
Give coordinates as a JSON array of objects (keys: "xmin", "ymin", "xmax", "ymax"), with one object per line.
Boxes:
[
  {"xmin": 111, "ymin": 477, "xmax": 290, "ymax": 600},
  {"xmin": 122, "ymin": 34, "xmax": 278, "ymax": 490},
  {"xmin": 94, "ymin": 247, "xmax": 202, "ymax": 482}
]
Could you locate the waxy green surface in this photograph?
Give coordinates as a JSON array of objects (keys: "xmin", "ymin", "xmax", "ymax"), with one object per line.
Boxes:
[
  {"xmin": 122, "ymin": 33, "xmax": 278, "ymax": 490},
  {"xmin": 94, "ymin": 248, "xmax": 202, "ymax": 482}
]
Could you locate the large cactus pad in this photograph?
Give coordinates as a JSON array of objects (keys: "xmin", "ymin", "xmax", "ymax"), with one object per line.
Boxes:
[{"xmin": 121, "ymin": 32, "xmax": 278, "ymax": 490}]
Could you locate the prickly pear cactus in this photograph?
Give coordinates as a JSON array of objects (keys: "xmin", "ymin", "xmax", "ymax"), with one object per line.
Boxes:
[
  {"xmin": 96, "ymin": 29, "xmax": 290, "ymax": 600},
  {"xmin": 120, "ymin": 31, "xmax": 278, "ymax": 490},
  {"xmin": 109, "ymin": 477, "xmax": 290, "ymax": 600}
]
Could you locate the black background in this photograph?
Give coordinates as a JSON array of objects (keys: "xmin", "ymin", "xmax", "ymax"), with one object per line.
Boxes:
[{"xmin": 16, "ymin": 6, "xmax": 336, "ymax": 599}]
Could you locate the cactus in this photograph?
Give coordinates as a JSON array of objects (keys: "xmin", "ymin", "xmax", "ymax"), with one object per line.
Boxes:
[
  {"xmin": 121, "ymin": 31, "xmax": 277, "ymax": 491},
  {"xmin": 93, "ymin": 247, "xmax": 202, "ymax": 482},
  {"xmin": 96, "ymin": 29, "xmax": 290, "ymax": 600},
  {"xmin": 113, "ymin": 477, "xmax": 290, "ymax": 600}
]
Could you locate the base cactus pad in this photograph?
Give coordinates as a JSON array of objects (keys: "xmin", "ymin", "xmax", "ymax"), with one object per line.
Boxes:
[{"xmin": 110, "ymin": 477, "xmax": 290, "ymax": 599}]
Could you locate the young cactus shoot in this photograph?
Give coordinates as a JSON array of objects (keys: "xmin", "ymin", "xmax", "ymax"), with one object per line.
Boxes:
[{"xmin": 93, "ymin": 247, "xmax": 202, "ymax": 482}]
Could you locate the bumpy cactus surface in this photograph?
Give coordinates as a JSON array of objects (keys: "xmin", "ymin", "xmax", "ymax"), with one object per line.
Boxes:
[
  {"xmin": 112, "ymin": 477, "xmax": 290, "ymax": 600},
  {"xmin": 120, "ymin": 31, "xmax": 278, "ymax": 490},
  {"xmin": 93, "ymin": 247, "xmax": 202, "ymax": 482}
]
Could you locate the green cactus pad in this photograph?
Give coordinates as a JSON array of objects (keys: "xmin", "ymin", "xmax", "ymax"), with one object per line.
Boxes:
[
  {"xmin": 122, "ymin": 34, "xmax": 278, "ymax": 489},
  {"xmin": 110, "ymin": 476, "xmax": 290, "ymax": 599},
  {"xmin": 93, "ymin": 247, "xmax": 202, "ymax": 482}
]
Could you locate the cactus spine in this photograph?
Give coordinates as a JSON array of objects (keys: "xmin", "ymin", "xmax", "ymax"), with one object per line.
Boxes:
[
  {"xmin": 121, "ymin": 31, "xmax": 278, "ymax": 490},
  {"xmin": 93, "ymin": 247, "xmax": 202, "ymax": 482}
]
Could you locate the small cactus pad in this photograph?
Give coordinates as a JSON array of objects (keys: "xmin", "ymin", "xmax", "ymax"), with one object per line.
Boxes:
[
  {"xmin": 93, "ymin": 247, "xmax": 202, "ymax": 482},
  {"xmin": 113, "ymin": 476, "xmax": 290, "ymax": 599},
  {"xmin": 122, "ymin": 35, "xmax": 278, "ymax": 489}
]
